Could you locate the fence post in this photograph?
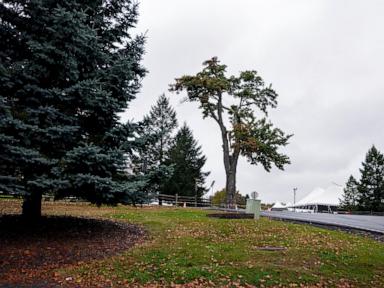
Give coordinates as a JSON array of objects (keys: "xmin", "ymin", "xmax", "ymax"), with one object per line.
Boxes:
[
  {"xmin": 175, "ymin": 194, "xmax": 178, "ymax": 207},
  {"xmin": 194, "ymin": 195, "xmax": 197, "ymax": 207}
]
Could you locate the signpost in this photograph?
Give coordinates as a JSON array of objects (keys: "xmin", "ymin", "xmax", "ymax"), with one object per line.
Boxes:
[{"xmin": 246, "ymin": 191, "xmax": 261, "ymax": 220}]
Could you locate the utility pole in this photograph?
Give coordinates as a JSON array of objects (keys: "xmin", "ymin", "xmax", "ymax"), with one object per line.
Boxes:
[{"xmin": 293, "ymin": 187, "xmax": 297, "ymax": 212}]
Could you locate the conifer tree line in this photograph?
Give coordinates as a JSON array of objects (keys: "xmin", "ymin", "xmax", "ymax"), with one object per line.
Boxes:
[
  {"xmin": 130, "ymin": 94, "xmax": 209, "ymax": 203},
  {"xmin": 0, "ymin": 0, "xmax": 208, "ymax": 218},
  {"xmin": 341, "ymin": 146, "xmax": 384, "ymax": 212}
]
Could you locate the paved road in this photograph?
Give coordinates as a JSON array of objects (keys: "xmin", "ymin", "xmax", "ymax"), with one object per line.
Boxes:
[{"xmin": 261, "ymin": 211, "xmax": 384, "ymax": 234}]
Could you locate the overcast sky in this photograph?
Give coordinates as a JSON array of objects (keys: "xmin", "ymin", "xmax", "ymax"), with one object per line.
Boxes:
[{"xmin": 121, "ymin": 0, "xmax": 384, "ymax": 203}]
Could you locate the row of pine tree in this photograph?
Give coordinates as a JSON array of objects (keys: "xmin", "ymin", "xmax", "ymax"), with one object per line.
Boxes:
[
  {"xmin": 0, "ymin": 0, "xmax": 208, "ymax": 217},
  {"xmin": 130, "ymin": 94, "xmax": 209, "ymax": 204},
  {"xmin": 341, "ymin": 146, "xmax": 384, "ymax": 212}
]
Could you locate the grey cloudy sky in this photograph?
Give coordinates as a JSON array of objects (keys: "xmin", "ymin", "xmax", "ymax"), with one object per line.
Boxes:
[{"xmin": 121, "ymin": 0, "xmax": 384, "ymax": 203}]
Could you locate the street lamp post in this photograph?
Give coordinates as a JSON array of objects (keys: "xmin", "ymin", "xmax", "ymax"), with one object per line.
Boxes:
[{"xmin": 293, "ymin": 187, "xmax": 297, "ymax": 212}]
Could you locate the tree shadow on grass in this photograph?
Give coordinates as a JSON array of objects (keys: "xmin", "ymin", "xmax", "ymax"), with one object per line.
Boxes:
[{"xmin": 0, "ymin": 215, "xmax": 146, "ymax": 287}]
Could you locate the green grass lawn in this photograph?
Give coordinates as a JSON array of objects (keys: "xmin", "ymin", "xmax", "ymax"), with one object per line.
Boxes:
[{"xmin": 62, "ymin": 207, "xmax": 384, "ymax": 287}]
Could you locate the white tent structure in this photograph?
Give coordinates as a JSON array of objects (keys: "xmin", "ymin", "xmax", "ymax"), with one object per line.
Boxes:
[
  {"xmin": 290, "ymin": 185, "xmax": 343, "ymax": 213},
  {"xmin": 271, "ymin": 202, "xmax": 289, "ymax": 211}
]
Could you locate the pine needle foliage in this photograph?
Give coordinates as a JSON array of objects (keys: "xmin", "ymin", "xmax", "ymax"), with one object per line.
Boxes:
[{"xmin": 0, "ymin": 0, "xmax": 145, "ymax": 217}]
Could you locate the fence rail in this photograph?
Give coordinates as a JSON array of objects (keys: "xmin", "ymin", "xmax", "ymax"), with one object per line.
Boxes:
[{"xmin": 158, "ymin": 193, "xmax": 211, "ymax": 207}]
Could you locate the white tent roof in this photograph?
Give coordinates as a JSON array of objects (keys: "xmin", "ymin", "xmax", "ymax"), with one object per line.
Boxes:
[
  {"xmin": 272, "ymin": 202, "xmax": 288, "ymax": 208},
  {"xmin": 293, "ymin": 185, "xmax": 343, "ymax": 206}
]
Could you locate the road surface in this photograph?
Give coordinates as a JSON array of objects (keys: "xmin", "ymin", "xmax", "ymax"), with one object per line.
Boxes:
[{"xmin": 261, "ymin": 211, "xmax": 384, "ymax": 234}]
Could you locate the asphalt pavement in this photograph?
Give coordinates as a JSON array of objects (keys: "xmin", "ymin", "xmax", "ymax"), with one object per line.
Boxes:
[{"xmin": 261, "ymin": 211, "xmax": 384, "ymax": 234}]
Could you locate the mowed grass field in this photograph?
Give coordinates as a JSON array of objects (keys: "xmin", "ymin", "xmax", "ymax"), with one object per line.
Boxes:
[{"xmin": 1, "ymin": 200, "xmax": 383, "ymax": 287}]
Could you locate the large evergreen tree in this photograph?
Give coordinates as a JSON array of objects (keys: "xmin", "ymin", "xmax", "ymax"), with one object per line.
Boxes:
[
  {"xmin": 130, "ymin": 94, "xmax": 177, "ymax": 201},
  {"xmin": 162, "ymin": 124, "xmax": 209, "ymax": 198},
  {"xmin": 0, "ymin": 0, "xmax": 145, "ymax": 218},
  {"xmin": 170, "ymin": 57, "xmax": 291, "ymax": 207},
  {"xmin": 357, "ymin": 146, "xmax": 384, "ymax": 212},
  {"xmin": 145, "ymin": 94, "xmax": 178, "ymax": 164},
  {"xmin": 340, "ymin": 175, "xmax": 359, "ymax": 211},
  {"xmin": 139, "ymin": 94, "xmax": 178, "ymax": 168}
]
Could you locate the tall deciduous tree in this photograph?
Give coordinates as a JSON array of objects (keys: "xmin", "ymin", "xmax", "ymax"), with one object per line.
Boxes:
[
  {"xmin": 162, "ymin": 124, "xmax": 209, "ymax": 198},
  {"xmin": 340, "ymin": 175, "xmax": 359, "ymax": 211},
  {"xmin": 170, "ymin": 57, "xmax": 291, "ymax": 207},
  {"xmin": 0, "ymin": 0, "xmax": 145, "ymax": 218},
  {"xmin": 357, "ymin": 146, "xmax": 384, "ymax": 212}
]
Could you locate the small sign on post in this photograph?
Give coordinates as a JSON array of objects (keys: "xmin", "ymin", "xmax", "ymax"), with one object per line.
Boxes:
[{"xmin": 246, "ymin": 191, "xmax": 261, "ymax": 220}]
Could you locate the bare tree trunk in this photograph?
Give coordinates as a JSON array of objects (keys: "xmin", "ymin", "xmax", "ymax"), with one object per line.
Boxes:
[
  {"xmin": 225, "ymin": 155, "xmax": 239, "ymax": 208},
  {"xmin": 226, "ymin": 171, "xmax": 236, "ymax": 208},
  {"xmin": 215, "ymin": 93, "xmax": 240, "ymax": 209},
  {"xmin": 22, "ymin": 191, "xmax": 42, "ymax": 220},
  {"xmin": 221, "ymin": 133, "xmax": 234, "ymax": 208}
]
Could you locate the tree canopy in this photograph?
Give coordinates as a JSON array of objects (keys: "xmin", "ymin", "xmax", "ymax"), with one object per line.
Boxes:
[
  {"xmin": 129, "ymin": 94, "xmax": 178, "ymax": 203},
  {"xmin": 162, "ymin": 124, "xmax": 209, "ymax": 198},
  {"xmin": 0, "ymin": 0, "xmax": 145, "ymax": 217},
  {"xmin": 170, "ymin": 57, "xmax": 291, "ymax": 206},
  {"xmin": 340, "ymin": 175, "xmax": 359, "ymax": 211},
  {"xmin": 341, "ymin": 145, "xmax": 384, "ymax": 212},
  {"xmin": 357, "ymin": 145, "xmax": 384, "ymax": 211},
  {"xmin": 133, "ymin": 94, "xmax": 178, "ymax": 172},
  {"xmin": 211, "ymin": 188, "xmax": 248, "ymax": 207}
]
